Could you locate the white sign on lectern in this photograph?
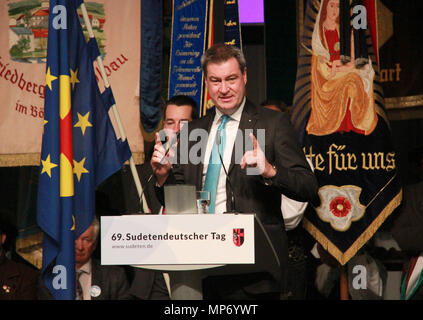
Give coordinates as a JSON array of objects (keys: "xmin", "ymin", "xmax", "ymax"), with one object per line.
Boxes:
[{"xmin": 101, "ymin": 214, "xmax": 254, "ymax": 267}]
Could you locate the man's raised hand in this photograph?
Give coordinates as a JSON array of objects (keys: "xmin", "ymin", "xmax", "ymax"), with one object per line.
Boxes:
[
  {"xmin": 240, "ymin": 133, "xmax": 276, "ymax": 178},
  {"xmin": 150, "ymin": 131, "xmax": 177, "ymax": 186}
]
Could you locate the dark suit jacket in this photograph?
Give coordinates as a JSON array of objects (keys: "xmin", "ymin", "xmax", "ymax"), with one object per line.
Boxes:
[
  {"xmin": 160, "ymin": 99, "xmax": 318, "ymax": 295},
  {"xmin": 391, "ymin": 182, "xmax": 423, "ymax": 300},
  {"xmin": 0, "ymin": 252, "xmax": 38, "ymax": 300},
  {"xmin": 391, "ymin": 181, "xmax": 423, "ymax": 254},
  {"xmin": 90, "ymin": 259, "xmax": 131, "ymax": 300},
  {"xmin": 97, "ymin": 162, "xmax": 169, "ymax": 300},
  {"xmin": 98, "ymin": 163, "xmax": 162, "ymax": 215},
  {"xmin": 129, "ymin": 268, "xmax": 170, "ymax": 300}
]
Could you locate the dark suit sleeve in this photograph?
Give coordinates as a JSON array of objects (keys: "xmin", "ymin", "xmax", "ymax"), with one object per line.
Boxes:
[
  {"xmin": 111, "ymin": 267, "xmax": 131, "ymax": 300},
  {"xmin": 94, "ymin": 263, "xmax": 132, "ymax": 300},
  {"xmin": 138, "ymin": 163, "xmax": 165, "ymax": 214},
  {"xmin": 129, "ymin": 268, "xmax": 170, "ymax": 300},
  {"xmin": 149, "ymin": 272, "xmax": 170, "ymax": 300},
  {"xmin": 269, "ymin": 113, "xmax": 319, "ymax": 205},
  {"xmin": 391, "ymin": 182, "xmax": 423, "ymax": 253}
]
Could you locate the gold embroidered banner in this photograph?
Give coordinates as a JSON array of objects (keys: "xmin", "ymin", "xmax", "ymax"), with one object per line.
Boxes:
[
  {"xmin": 292, "ymin": 0, "xmax": 402, "ymax": 265},
  {"xmin": 0, "ymin": 0, "xmax": 143, "ymax": 167},
  {"xmin": 377, "ymin": 0, "xmax": 423, "ymax": 110}
]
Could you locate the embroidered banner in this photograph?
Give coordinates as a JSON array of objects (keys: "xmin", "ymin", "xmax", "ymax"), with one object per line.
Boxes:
[
  {"xmin": 168, "ymin": 0, "xmax": 209, "ymax": 117},
  {"xmin": 201, "ymin": 0, "xmax": 243, "ymax": 117},
  {"xmin": 376, "ymin": 0, "xmax": 423, "ymax": 111},
  {"xmin": 292, "ymin": 0, "xmax": 402, "ymax": 265},
  {"xmin": 0, "ymin": 0, "xmax": 143, "ymax": 166},
  {"xmin": 139, "ymin": 0, "xmax": 163, "ymax": 133},
  {"xmin": 224, "ymin": 0, "xmax": 242, "ymax": 48}
]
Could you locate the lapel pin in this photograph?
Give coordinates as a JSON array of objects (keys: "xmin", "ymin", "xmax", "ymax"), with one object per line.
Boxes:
[{"xmin": 90, "ymin": 285, "xmax": 101, "ymax": 298}]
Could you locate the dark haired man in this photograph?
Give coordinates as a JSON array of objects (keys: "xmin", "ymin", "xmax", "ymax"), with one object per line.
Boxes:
[
  {"xmin": 136, "ymin": 94, "xmax": 198, "ymax": 214},
  {"xmin": 99, "ymin": 94, "xmax": 198, "ymax": 215},
  {"xmin": 127, "ymin": 95, "xmax": 198, "ymax": 300},
  {"xmin": 151, "ymin": 44, "xmax": 318, "ymax": 299},
  {"xmin": 162, "ymin": 95, "xmax": 199, "ymax": 132},
  {"xmin": 96, "ymin": 95, "xmax": 198, "ymax": 300}
]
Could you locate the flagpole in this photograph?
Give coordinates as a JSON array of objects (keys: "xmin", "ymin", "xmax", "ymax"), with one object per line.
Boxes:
[
  {"xmin": 80, "ymin": 3, "xmax": 149, "ymax": 214},
  {"xmin": 340, "ymin": 265, "xmax": 349, "ymax": 300}
]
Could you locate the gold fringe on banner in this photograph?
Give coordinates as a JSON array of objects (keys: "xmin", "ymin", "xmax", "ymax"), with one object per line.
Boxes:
[
  {"xmin": 304, "ymin": 189, "xmax": 402, "ymax": 265},
  {"xmin": 385, "ymin": 95, "xmax": 423, "ymax": 110},
  {"xmin": 130, "ymin": 152, "xmax": 144, "ymax": 165},
  {"xmin": 0, "ymin": 152, "xmax": 144, "ymax": 167},
  {"xmin": 201, "ymin": 0, "xmax": 213, "ymax": 117},
  {"xmin": 0, "ymin": 154, "xmax": 41, "ymax": 167}
]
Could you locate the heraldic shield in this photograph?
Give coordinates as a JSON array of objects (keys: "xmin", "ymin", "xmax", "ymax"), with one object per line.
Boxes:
[{"xmin": 233, "ymin": 228, "xmax": 244, "ymax": 247}]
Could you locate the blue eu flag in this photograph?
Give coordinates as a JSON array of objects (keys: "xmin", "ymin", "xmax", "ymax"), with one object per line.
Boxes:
[{"xmin": 37, "ymin": 0, "xmax": 131, "ymax": 300}]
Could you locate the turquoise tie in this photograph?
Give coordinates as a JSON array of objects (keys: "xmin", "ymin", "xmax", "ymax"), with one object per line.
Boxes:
[{"xmin": 204, "ymin": 115, "xmax": 230, "ymax": 214}]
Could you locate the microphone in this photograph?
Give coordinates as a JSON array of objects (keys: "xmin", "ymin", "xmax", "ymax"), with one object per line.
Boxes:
[
  {"xmin": 215, "ymin": 131, "xmax": 237, "ymax": 213},
  {"xmin": 138, "ymin": 130, "xmax": 181, "ymax": 214}
]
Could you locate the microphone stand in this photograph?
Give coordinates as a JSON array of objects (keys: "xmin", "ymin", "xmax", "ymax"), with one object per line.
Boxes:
[{"xmin": 216, "ymin": 132, "xmax": 237, "ymax": 213}]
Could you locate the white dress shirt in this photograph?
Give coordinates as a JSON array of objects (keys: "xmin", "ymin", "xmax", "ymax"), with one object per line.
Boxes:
[
  {"xmin": 281, "ymin": 158, "xmax": 314, "ymax": 230},
  {"xmin": 202, "ymin": 98, "xmax": 245, "ymax": 214},
  {"xmin": 200, "ymin": 98, "xmax": 312, "ymax": 225},
  {"xmin": 77, "ymin": 259, "xmax": 92, "ymax": 300}
]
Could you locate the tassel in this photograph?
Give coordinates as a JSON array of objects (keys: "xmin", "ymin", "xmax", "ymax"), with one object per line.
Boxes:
[
  {"xmin": 340, "ymin": 0, "xmax": 351, "ymax": 64},
  {"xmin": 351, "ymin": 0, "xmax": 369, "ymax": 68}
]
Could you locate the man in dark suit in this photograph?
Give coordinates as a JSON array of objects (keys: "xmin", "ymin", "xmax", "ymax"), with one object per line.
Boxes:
[
  {"xmin": 151, "ymin": 44, "xmax": 318, "ymax": 299},
  {"xmin": 98, "ymin": 95, "xmax": 199, "ymax": 215},
  {"xmin": 39, "ymin": 217, "xmax": 131, "ymax": 300},
  {"xmin": 96, "ymin": 96, "xmax": 198, "ymax": 300},
  {"xmin": 74, "ymin": 217, "xmax": 130, "ymax": 300},
  {"xmin": 0, "ymin": 222, "xmax": 38, "ymax": 300},
  {"xmin": 128, "ymin": 95, "xmax": 198, "ymax": 300}
]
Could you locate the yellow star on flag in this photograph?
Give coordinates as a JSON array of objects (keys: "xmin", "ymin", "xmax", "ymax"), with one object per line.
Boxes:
[
  {"xmin": 70, "ymin": 68, "xmax": 80, "ymax": 90},
  {"xmin": 70, "ymin": 215, "xmax": 76, "ymax": 231},
  {"xmin": 41, "ymin": 154, "xmax": 58, "ymax": 178},
  {"xmin": 45, "ymin": 67, "xmax": 58, "ymax": 91},
  {"xmin": 73, "ymin": 157, "xmax": 89, "ymax": 182},
  {"xmin": 74, "ymin": 112, "xmax": 92, "ymax": 135},
  {"xmin": 42, "ymin": 120, "xmax": 48, "ymax": 135}
]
